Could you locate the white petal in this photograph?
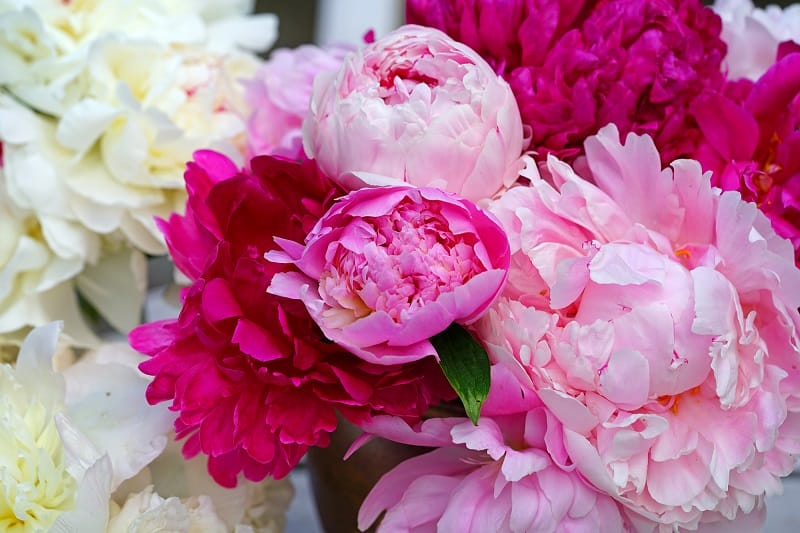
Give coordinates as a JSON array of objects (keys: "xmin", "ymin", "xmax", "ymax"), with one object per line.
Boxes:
[
  {"xmin": 56, "ymin": 99, "xmax": 121, "ymax": 152},
  {"xmin": 14, "ymin": 321, "xmax": 65, "ymax": 406},
  {"xmin": 49, "ymin": 454, "xmax": 113, "ymax": 533},
  {"xmin": 62, "ymin": 347, "xmax": 175, "ymax": 489},
  {"xmin": 75, "ymin": 248, "xmax": 147, "ymax": 333}
]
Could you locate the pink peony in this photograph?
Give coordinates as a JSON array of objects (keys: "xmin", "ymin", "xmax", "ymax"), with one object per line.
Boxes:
[
  {"xmin": 357, "ymin": 366, "xmax": 635, "ymax": 532},
  {"xmin": 244, "ymin": 43, "xmax": 354, "ymax": 160},
  {"xmin": 481, "ymin": 124, "xmax": 800, "ymax": 528},
  {"xmin": 267, "ymin": 185, "xmax": 510, "ymax": 365},
  {"xmin": 302, "ymin": 24, "xmax": 525, "ymax": 202},
  {"xmin": 130, "ymin": 151, "xmax": 454, "ymax": 487},
  {"xmin": 408, "ymin": 0, "xmax": 727, "ymax": 165},
  {"xmin": 692, "ymin": 51, "xmax": 800, "ymax": 265}
]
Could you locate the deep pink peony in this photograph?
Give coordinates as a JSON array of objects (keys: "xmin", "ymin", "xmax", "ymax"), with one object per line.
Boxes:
[
  {"xmin": 357, "ymin": 366, "xmax": 636, "ymax": 532},
  {"xmin": 129, "ymin": 151, "xmax": 454, "ymax": 486},
  {"xmin": 267, "ymin": 185, "xmax": 510, "ymax": 365},
  {"xmin": 303, "ymin": 24, "xmax": 525, "ymax": 202},
  {"xmin": 408, "ymin": 0, "xmax": 727, "ymax": 165},
  {"xmin": 481, "ymin": 124, "xmax": 800, "ymax": 528},
  {"xmin": 692, "ymin": 51, "xmax": 800, "ymax": 265},
  {"xmin": 244, "ymin": 43, "xmax": 354, "ymax": 160}
]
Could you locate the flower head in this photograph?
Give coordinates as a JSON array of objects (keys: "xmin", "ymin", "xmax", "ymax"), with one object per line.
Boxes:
[
  {"xmin": 358, "ymin": 366, "xmax": 635, "ymax": 532},
  {"xmin": 482, "ymin": 124, "xmax": 800, "ymax": 528},
  {"xmin": 0, "ymin": 330, "xmax": 75, "ymax": 531},
  {"xmin": 268, "ymin": 186, "xmax": 510, "ymax": 365},
  {"xmin": 303, "ymin": 24, "xmax": 525, "ymax": 202},
  {"xmin": 0, "ymin": 323, "xmax": 170, "ymax": 531},
  {"xmin": 131, "ymin": 151, "xmax": 454, "ymax": 487},
  {"xmin": 408, "ymin": 0, "xmax": 727, "ymax": 165}
]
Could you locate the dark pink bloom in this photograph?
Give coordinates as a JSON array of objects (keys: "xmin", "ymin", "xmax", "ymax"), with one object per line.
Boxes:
[
  {"xmin": 407, "ymin": 0, "xmax": 727, "ymax": 165},
  {"xmin": 130, "ymin": 151, "xmax": 453, "ymax": 487},
  {"xmin": 692, "ymin": 51, "xmax": 800, "ymax": 264}
]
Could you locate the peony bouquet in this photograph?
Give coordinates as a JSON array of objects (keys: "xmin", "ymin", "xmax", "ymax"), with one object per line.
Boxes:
[{"xmin": 4, "ymin": 0, "xmax": 800, "ymax": 531}]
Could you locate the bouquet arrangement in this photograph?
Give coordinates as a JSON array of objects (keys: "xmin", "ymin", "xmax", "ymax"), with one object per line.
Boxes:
[
  {"xmin": 0, "ymin": 1, "xmax": 293, "ymax": 531},
  {"xmin": 4, "ymin": 0, "xmax": 800, "ymax": 531}
]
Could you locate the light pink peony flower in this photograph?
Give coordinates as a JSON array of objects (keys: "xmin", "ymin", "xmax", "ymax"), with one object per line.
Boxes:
[
  {"xmin": 244, "ymin": 43, "xmax": 354, "ymax": 160},
  {"xmin": 481, "ymin": 124, "xmax": 800, "ymax": 528},
  {"xmin": 302, "ymin": 24, "xmax": 525, "ymax": 202},
  {"xmin": 357, "ymin": 366, "xmax": 635, "ymax": 532},
  {"xmin": 267, "ymin": 185, "xmax": 510, "ymax": 365}
]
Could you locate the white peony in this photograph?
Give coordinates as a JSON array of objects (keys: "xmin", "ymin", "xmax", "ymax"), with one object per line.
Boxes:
[
  {"xmin": 114, "ymin": 438, "xmax": 294, "ymax": 533},
  {"xmin": 0, "ymin": 323, "xmax": 175, "ymax": 531},
  {"xmin": 713, "ymin": 0, "xmax": 800, "ymax": 80},
  {"xmin": 0, "ymin": 1, "xmax": 277, "ymax": 343},
  {"xmin": 108, "ymin": 488, "xmax": 229, "ymax": 533}
]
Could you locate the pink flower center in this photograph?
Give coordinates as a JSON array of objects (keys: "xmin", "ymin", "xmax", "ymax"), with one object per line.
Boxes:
[{"xmin": 318, "ymin": 199, "xmax": 485, "ymax": 326}]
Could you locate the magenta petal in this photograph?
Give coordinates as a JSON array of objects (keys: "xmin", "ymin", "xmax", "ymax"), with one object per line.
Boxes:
[
  {"xmin": 232, "ymin": 319, "xmax": 284, "ymax": 362},
  {"xmin": 201, "ymin": 278, "xmax": 242, "ymax": 322}
]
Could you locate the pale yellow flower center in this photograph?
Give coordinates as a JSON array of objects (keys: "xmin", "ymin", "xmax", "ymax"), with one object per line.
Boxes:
[{"xmin": 0, "ymin": 367, "xmax": 76, "ymax": 532}]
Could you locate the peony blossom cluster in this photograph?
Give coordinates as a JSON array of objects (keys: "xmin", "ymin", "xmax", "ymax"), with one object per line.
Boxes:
[
  {"xmin": 356, "ymin": 124, "xmax": 800, "ymax": 532},
  {"xmin": 124, "ymin": 6, "xmax": 800, "ymax": 533},
  {"xmin": 0, "ymin": 322, "xmax": 293, "ymax": 532},
  {"xmin": 130, "ymin": 151, "xmax": 457, "ymax": 486},
  {"xmin": 0, "ymin": 0, "xmax": 277, "ymax": 346}
]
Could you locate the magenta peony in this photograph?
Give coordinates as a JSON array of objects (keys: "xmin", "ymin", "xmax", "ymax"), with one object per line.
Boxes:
[
  {"xmin": 357, "ymin": 366, "xmax": 635, "ymax": 532},
  {"xmin": 267, "ymin": 185, "xmax": 511, "ymax": 365},
  {"xmin": 129, "ymin": 151, "xmax": 454, "ymax": 487},
  {"xmin": 692, "ymin": 51, "xmax": 800, "ymax": 265},
  {"xmin": 302, "ymin": 24, "xmax": 525, "ymax": 202},
  {"xmin": 244, "ymin": 43, "xmax": 354, "ymax": 160},
  {"xmin": 407, "ymin": 0, "xmax": 728, "ymax": 165},
  {"xmin": 481, "ymin": 124, "xmax": 800, "ymax": 528}
]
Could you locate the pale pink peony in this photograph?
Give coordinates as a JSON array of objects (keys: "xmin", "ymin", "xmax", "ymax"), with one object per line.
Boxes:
[
  {"xmin": 357, "ymin": 365, "xmax": 635, "ymax": 533},
  {"xmin": 267, "ymin": 185, "xmax": 510, "ymax": 365},
  {"xmin": 244, "ymin": 43, "xmax": 354, "ymax": 159},
  {"xmin": 302, "ymin": 24, "xmax": 525, "ymax": 202},
  {"xmin": 480, "ymin": 124, "xmax": 800, "ymax": 528}
]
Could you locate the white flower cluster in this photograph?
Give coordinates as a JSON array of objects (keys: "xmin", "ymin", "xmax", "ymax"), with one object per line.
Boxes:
[
  {"xmin": 713, "ymin": 0, "xmax": 800, "ymax": 79},
  {"xmin": 0, "ymin": 0, "xmax": 277, "ymax": 344},
  {"xmin": 0, "ymin": 323, "xmax": 293, "ymax": 532}
]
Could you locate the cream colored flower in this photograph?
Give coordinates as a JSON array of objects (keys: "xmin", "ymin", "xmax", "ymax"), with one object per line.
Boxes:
[
  {"xmin": 0, "ymin": 1, "xmax": 276, "ymax": 343},
  {"xmin": 0, "ymin": 323, "xmax": 178, "ymax": 531},
  {"xmin": 0, "ymin": 322, "xmax": 111, "ymax": 531},
  {"xmin": 114, "ymin": 438, "xmax": 293, "ymax": 533},
  {"xmin": 0, "ymin": 362, "xmax": 75, "ymax": 531},
  {"xmin": 108, "ymin": 488, "xmax": 228, "ymax": 533},
  {"xmin": 0, "ymin": 109, "xmax": 147, "ymax": 344}
]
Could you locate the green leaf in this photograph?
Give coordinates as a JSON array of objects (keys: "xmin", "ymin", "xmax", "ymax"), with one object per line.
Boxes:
[{"xmin": 431, "ymin": 323, "xmax": 491, "ymax": 425}]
